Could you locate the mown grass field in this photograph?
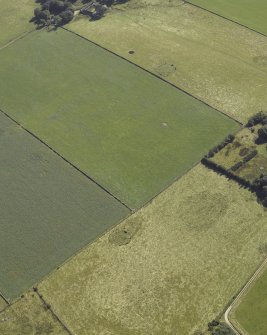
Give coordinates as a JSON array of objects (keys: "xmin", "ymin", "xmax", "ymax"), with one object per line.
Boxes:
[
  {"xmin": 0, "ymin": 293, "xmax": 68, "ymax": 335},
  {"xmin": 188, "ymin": 0, "xmax": 267, "ymax": 36},
  {"xmin": 0, "ymin": 28, "xmax": 238, "ymax": 209},
  {"xmin": 0, "ymin": 112, "xmax": 129, "ymax": 301},
  {"xmin": 35, "ymin": 165, "xmax": 267, "ymax": 335},
  {"xmin": 0, "ymin": 0, "xmax": 35, "ymax": 48},
  {"xmin": 231, "ymin": 268, "xmax": 267, "ymax": 335},
  {"xmin": 67, "ymin": 0, "xmax": 267, "ymax": 123}
]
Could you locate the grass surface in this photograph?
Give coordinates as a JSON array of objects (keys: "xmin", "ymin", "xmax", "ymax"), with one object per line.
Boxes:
[
  {"xmin": 0, "ymin": 112, "xmax": 129, "ymax": 301},
  {"xmin": 232, "ymin": 268, "xmax": 267, "ymax": 335},
  {"xmin": 0, "ymin": 29, "xmax": 238, "ymax": 209},
  {"xmin": 0, "ymin": 293, "xmax": 68, "ymax": 335},
  {"xmin": 188, "ymin": 0, "xmax": 267, "ymax": 36},
  {"xmin": 0, "ymin": 297, "xmax": 7, "ymax": 312},
  {"xmin": 67, "ymin": 0, "xmax": 267, "ymax": 123},
  {"xmin": 0, "ymin": 0, "xmax": 35, "ymax": 48},
  {"xmin": 37, "ymin": 165, "xmax": 267, "ymax": 335}
]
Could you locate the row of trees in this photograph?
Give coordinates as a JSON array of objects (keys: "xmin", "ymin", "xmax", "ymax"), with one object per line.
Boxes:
[
  {"xmin": 81, "ymin": 0, "xmax": 129, "ymax": 20},
  {"xmin": 33, "ymin": 0, "xmax": 130, "ymax": 27},
  {"xmin": 246, "ymin": 111, "xmax": 267, "ymax": 127},
  {"xmin": 253, "ymin": 175, "xmax": 267, "ymax": 207},
  {"xmin": 193, "ymin": 321, "xmax": 235, "ymax": 335},
  {"xmin": 206, "ymin": 134, "xmax": 235, "ymax": 159}
]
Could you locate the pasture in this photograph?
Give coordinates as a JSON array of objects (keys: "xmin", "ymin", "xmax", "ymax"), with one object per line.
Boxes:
[
  {"xmin": 67, "ymin": 0, "xmax": 267, "ymax": 123},
  {"xmin": 37, "ymin": 164, "xmax": 267, "ymax": 335},
  {"xmin": 0, "ymin": 297, "xmax": 7, "ymax": 312},
  {"xmin": 0, "ymin": 293, "xmax": 68, "ymax": 335},
  {"xmin": 0, "ymin": 28, "xmax": 238, "ymax": 209},
  {"xmin": 188, "ymin": 0, "xmax": 267, "ymax": 36},
  {"xmin": 0, "ymin": 0, "xmax": 35, "ymax": 48},
  {"xmin": 0, "ymin": 112, "xmax": 129, "ymax": 301},
  {"xmin": 231, "ymin": 268, "xmax": 267, "ymax": 335}
]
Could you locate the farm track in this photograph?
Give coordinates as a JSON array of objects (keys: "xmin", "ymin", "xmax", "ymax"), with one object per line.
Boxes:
[
  {"xmin": 224, "ymin": 257, "xmax": 267, "ymax": 335},
  {"xmin": 185, "ymin": 1, "xmax": 267, "ymax": 40}
]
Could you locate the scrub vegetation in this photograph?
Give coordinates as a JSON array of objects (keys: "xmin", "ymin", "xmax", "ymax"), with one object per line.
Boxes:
[{"xmin": 203, "ymin": 112, "xmax": 267, "ymax": 207}]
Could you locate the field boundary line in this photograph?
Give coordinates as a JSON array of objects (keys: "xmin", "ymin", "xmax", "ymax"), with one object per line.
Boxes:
[
  {"xmin": 34, "ymin": 289, "xmax": 74, "ymax": 335},
  {"xmin": 61, "ymin": 27, "xmax": 242, "ymax": 126},
  {"xmin": 184, "ymin": 1, "xmax": 267, "ymax": 40},
  {"xmin": 0, "ymin": 108, "xmax": 131, "ymax": 211},
  {"xmin": 0, "ymin": 292, "xmax": 9, "ymax": 306},
  {"xmin": 0, "ymin": 29, "xmax": 36, "ymax": 52},
  {"xmin": 224, "ymin": 257, "xmax": 267, "ymax": 335}
]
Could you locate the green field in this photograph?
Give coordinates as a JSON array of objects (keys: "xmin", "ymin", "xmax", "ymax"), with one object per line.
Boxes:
[
  {"xmin": 0, "ymin": 112, "xmax": 129, "ymax": 301},
  {"xmin": 0, "ymin": 28, "xmax": 238, "ymax": 209},
  {"xmin": 67, "ymin": 0, "xmax": 267, "ymax": 123},
  {"xmin": 232, "ymin": 268, "xmax": 267, "ymax": 335},
  {"xmin": 188, "ymin": 0, "xmax": 267, "ymax": 36},
  {"xmin": 36, "ymin": 165, "xmax": 267, "ymax": 335},
  {"xmin": 0, "ymin": 0, "xmax": 35, "ymax": 48}
]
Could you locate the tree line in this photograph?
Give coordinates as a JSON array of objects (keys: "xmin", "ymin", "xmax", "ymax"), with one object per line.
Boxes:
[{"xmin": 33, "ymin": 0, "xmax": 129, "ymax": 27}]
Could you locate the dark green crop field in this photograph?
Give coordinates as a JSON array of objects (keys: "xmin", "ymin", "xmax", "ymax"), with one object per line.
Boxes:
[
  {"xmin": 0, "ymin": 29, "xmax": 238, "ymax": 209},
  {"xmin": 0, "ymin": 112, "xmax": 129, "ymax": 301},
  {"xmin": 188, "ymin": 0, "xmax": 267, "ymax": 36}
]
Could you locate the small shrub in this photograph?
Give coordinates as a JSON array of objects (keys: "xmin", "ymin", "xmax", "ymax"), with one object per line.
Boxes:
[{"xmin": 258, "ymin": 126, "xmax": 267, "ymax": 142}]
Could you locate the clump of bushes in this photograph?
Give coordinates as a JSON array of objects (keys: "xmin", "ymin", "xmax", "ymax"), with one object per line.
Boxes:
[
  {"xmin": 246, "ymin": 111, "xmax": 267, "ymax": 127},
  {"xmin": 33, "ymin": 0, "xmax": 75, "ymax": 27},
  {"xmin": 230, "ymin": 149, "xmax": 258, "ymax": 172},
  {"xmin": 80, "ymin": 0, "xmax": 129, "ymax": 21},
  {"xmin": 258, "ymin": 125, "xmax": 267, "ymax": 142},
  {"xmin": 33, "ymin": 0, "xmax": 130, "ymax": 26},
  {"xmin": 206, "ymin": 134, "xmax": 235, "ymax": 159},
  {"xmin": 207, "ymin": 321, "xmax": 235, "ymax": 335}
]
